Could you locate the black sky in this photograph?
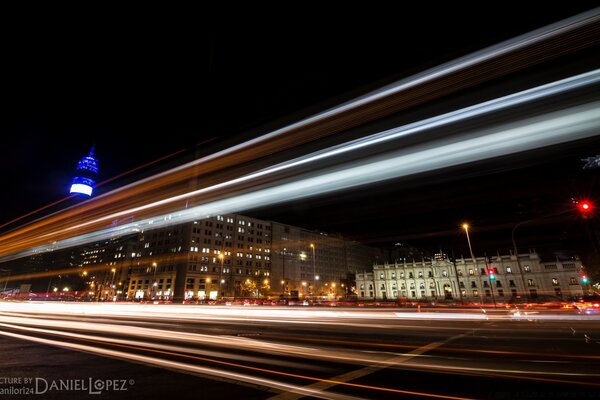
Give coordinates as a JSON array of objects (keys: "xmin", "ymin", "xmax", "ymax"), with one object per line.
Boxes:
[{"xmin": 3, "ymin": 4, "xmax": 600, "ymax": 259}]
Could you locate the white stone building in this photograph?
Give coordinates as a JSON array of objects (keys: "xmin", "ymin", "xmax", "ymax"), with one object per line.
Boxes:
[{"xmin": 356, "ymin": 252, "xmax": 586, "ymax": 302}]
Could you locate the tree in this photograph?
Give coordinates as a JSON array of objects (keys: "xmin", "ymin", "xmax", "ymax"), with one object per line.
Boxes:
[{"xmin": 240, "ymin": 279, "xmax": 257, "ymax": 298}]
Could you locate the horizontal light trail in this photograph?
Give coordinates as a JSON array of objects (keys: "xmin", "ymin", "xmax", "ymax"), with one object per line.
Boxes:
[
  {"xmin": 48, "ymin": 71, "xmax": 600, "ymax": 226},
  {"xmin": 52, "ymin": 70, "xmax": 600, "ymax": 233},
  {"xmin": 54, "ymin": 7, "xmax": 600, "ymax": 205},
  {"xmin": 266, "ymin": 333, "xmax": 469, "ymax": 400},
  {"xmin": 6, "ymin": 98, "xmax": 599, "ymax": 261},
  {"xmin": 1, "ymin": 10, "xmax": 599, "ymax": 262},
  {"xmin": 0, "ymin": 329, "xmax": 362, "ymax": 400},
  {"xmin": 2, "ymin": 301, "xmax": 599, "ymax": 327},
  {"xmin": 1, "ymin": 302, "xmax": 599, "ymax": 393}
]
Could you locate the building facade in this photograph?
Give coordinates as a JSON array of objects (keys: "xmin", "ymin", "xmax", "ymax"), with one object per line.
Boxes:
[
  {"xmin": 126, "ymin": 214, "xmax": 376, "ymax": 301},
  {"xmin": 270, "ymin": 222, "xmax": 376, "ymax": 299},
  {"xmin": 356, "ymin": 252, "xmax": 586, "ymax": 301},
  {"xmin": 79, "ymin": 235, "xmax": 137, "ymax": 300}
]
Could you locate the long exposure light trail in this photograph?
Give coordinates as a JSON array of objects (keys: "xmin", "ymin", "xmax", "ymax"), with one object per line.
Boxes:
[
  {"xmin": 1, "ymin": 302, "xmax": 599, "ymax": 398},
  {"xmin": 44, "ymin": 70, "xmax": 600, "ymax": 234},
  {"xmin": 1, "ymin": 9, "xmax": 599, "ymax": 264},
  {"xmin": 5, "ymin": 98, "xmax": 598, "ymax": 261}
]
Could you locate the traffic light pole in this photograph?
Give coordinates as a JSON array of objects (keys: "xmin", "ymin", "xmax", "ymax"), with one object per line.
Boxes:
[{"xmin": 487, "ymin": 267, "xmax": 497, "ymax": 308}]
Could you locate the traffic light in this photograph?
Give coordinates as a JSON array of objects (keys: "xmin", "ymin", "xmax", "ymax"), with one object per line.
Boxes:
[
  {"xmin": 578, "ymin": 200, "xmax": 593, "ymax": 215},
  {"xmin": 488, "ymin": 269, "xmax": 496, "ymax": 280},
  {"xmin": 582, "ymin": 275, "xmax": 589, "ymax": 284}
]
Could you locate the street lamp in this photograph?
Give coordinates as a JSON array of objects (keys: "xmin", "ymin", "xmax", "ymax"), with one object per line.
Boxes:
[
  {"xmin": 462, "ymin": 223, "xmax": 484, "ymax": 305},
  {"xmin": 282, "ymin": 247, "xmax": 287, "ymax": 298},
  {"xmin": 46, "ymin": 276, "xmax": 54, "ymax": 298},
  {"xmin": 111, "ymin": 268, "xmax": 116, "ymax": 300},
  {"xmin": 151, "ymin": 262, "xmax": 157, "ymax": 300},
  {"xmin": 310, "ymin": 243, "xmax": 316, "ymax": 296},
  {"xmin": 218, "ymin": 253, "xmax": 224, "ymax": 299},
  {"xmin": 511, "ymin": 222, "xmax": 533, "ymax": 301}
]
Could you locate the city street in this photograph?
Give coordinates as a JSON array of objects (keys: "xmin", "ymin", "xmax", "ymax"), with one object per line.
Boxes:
[{"xmin": 1, "ymin": 302, "xmax": 599, "ymax": 399}]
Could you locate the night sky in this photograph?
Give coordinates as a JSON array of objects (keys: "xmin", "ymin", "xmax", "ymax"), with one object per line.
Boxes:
[{"xmin": 3, "ymin": 5, "xmax": 600, "ymax": 261}]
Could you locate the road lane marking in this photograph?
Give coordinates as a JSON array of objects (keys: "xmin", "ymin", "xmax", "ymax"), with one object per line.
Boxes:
[{"xmin": 268, "ymin": 333, "xmax": 470, "ymax": 400}]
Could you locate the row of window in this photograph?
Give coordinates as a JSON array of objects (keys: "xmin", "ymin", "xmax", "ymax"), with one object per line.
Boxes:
[
  {"xmin": 363, "ymin": 276, "xmax": 580, "ymax": 291},
  {"xmin": 375, "ymin": 265, "xmax": 543, "ymax": 280},
  {"xmin": 360, "ymin": 288, "xmax": 553, "ymax": 299}
]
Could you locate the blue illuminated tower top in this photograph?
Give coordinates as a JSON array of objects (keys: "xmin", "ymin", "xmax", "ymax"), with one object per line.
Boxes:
[{"xmin": 69, "ymin": 146, "xmax": 99, "ymax": 197}]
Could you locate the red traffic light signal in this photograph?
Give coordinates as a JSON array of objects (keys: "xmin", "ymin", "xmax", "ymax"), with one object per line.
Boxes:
[
  {"xmin": 582, "ymin": 275, "xmax": 589, "ymax": 284},
  {"xmin": 488, "ymin": 269, "xmax": 496, "ymax": 280},
  {"xmin": 578, "ymin": 200, "xmax": 593, "ymax": 213}
]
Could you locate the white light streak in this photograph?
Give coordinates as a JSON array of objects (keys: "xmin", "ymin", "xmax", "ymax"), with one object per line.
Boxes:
[{"xmin": 9, "ymin": 99, "xmax": 599, "ymax": 260}]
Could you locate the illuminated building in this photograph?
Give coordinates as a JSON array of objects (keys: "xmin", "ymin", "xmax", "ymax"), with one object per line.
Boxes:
[
  {"xmin": 126, "ymin": 214, "xmax": 376, "ymax": 301},
  {"xmin": 356, "ymin": 251, "xmax": 585, "ymax": 301},
  {"xmin": 78, "ymin": 236, "xmax": 136, "ymax": 301},
  {"xmin": 69, "ymin": 146, "xmax": 99, "ymax": 197}
]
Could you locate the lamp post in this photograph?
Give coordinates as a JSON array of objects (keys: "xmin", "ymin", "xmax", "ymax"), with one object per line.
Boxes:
[
  {"xmin": 1, "ymin": 269, "xmax": 11, "ymax": 293},
  {"xmin": 511, "ymin": 222, "xmax": 531, "ymax": 300},
  {"xmin": 462, "ymin": 224, "xmax": 484, "ymax": 305},
  {"xmin": 46, "ymin": 276, "xmax": 53, "ymax": 298},
  {"xmin": 310, "ymin": 243, "xmax": 316, "ymax": 297},
  {"xmin": 218, "ymin": 253, "xmax": 224, "ymax": 299},
  {"xmin": 110, "ymin": 268, "xmax": 116, "ymax": 300},
  {"xmin": 282, "ymin": 247, "xmax": 287, "ymax": 298},
  {"xmin": 151, "ymin": 262, "xmax": 157, "ymax": 300},
  {"xmin": 206, "ymin": 277, "xmax": 212, "ymax": 301}
]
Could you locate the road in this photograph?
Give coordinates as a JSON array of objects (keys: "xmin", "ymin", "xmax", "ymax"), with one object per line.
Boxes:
[{"xmin": 0, "ymin": 302, "xmax": 599, "ymax": 399}]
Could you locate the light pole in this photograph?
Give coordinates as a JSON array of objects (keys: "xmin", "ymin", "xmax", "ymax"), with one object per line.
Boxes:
[
  {"xmin": 282, "ymin": 247, "xmax": 287, "ymax": 298},
  {"xmin": 462, "ymin": 224, "xmax": 484, "ymax": 305},
  {"xmin": 205, "ymin": 277, "xmax": 212, "ymax": 301},
  {"xmin": 310, "ymin": 243, "xmax": 316, "ymax": 297},
  {"xmin": 110, "ymin": 268, "xmax": 116, "ymax": 300},
  {"xmin": 487, "ymin": 267, "xmax": 497, "ymax": 308},
  {"xmin": 151, "ymin": 262, "xmax": 157, "ymax": 300},
  {"xmin": 218, "ymin": 253, "xmax": 224, "ymax": 299},
  {"xmin": 46, "ymin": 276, "xmax": 53, "ymax": 298},
  {"xmin": 1, "ymin": 269, "xmax": 10, "ymax": 292},
  {"xmin": 511, "ymin": 222, "xmax": 531, "ymax": 301}
]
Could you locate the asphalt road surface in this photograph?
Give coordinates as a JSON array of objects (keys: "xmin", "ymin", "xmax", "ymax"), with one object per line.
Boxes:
[{"xmin": 1, "ymin": 302, "xmax": 599, "ymax": 399}]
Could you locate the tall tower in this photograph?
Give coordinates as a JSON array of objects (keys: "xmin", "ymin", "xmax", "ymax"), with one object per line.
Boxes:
[{"xmin": 69, "ymin": 146, "xmax": 99, "ymax": 197}]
